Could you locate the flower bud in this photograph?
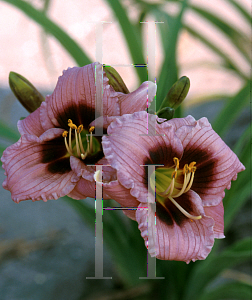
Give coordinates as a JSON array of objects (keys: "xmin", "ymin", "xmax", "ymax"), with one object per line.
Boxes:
[
  {"xmin": 160, "ymin": 76, "xmax": 190, "ymax": 110},
  {"xmin": 157, "ymin": 107, "xmax": 175, "ymax": 122},
  {"xmin": 103, "ymin": 65, "xmax": 129, "ymax": 94},
  {"xmin": 9, "ymin": 72, "xmax": 44, "ymax": 113}
]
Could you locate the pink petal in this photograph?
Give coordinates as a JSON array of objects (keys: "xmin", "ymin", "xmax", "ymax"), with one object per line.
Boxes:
[
  {"xmin": 118, "ymin": 81, "xmax": 156, "ymax": 114},
  {"xmin": 68, "ymin": 177, "xmax": 96, "ymax": 200},
  {"xmin": 40, "ymin": 63, "xmax": 155, "ymax": 133},
  {"xmin": 102, "ymin": 180, "xmax": 139, "ymax": 220},
  {"xmin": 175, "ymin": 117, "xmax": 245, "ymax": 206},
  {"xmin": 103, "ymin": 180, "xmax": 139, "ymax": 205},
  {"xmin": 1, "ymin": 129, "xmax": 80, "ymax": 203},
  {"xmin": 204, "ymin": 201, "xmax": 225, "ymax": 239},
  {"xmin": 102, "ymin": 111, "xmax": 183, "ymax": 203},
  {"xmin": 41, "ymin": 63, "xmax": 99, "ymax": 131},
  {"xmin": 169, "ymin": 115, "xmax": 196, "ymax": 130},
  {"xmin": 136, "ymin": 190, "xmax": 215, "ymax": 262},
  {"xmin": 17, "ymin": 106, "xmax": 45, "ymax": 137}
]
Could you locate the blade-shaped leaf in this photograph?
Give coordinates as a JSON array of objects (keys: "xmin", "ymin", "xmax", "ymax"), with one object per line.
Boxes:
[
  {"xmin": 228, "ymin": 0, "xmax": 251, "ymax": 23},
  {"xmin": 105, "ymin": 0, "xmax": 147, "ymax": 83},
  {"xmin": 190, "ymin": 5, "xmax": 250, "ymax": 62},
  {"xmin": 0, "ymin": 120, "xmax": 20, "ymax": 142},
  {"xmin": 223, "ymin": 134, "xmax": 250, "ymax": 229},
  {"xmin": 2, "ymin": 0, "xmax": 91, "ymax": 66},
  {"xmin": 184, "ymin": 237, "xmax": 251, "ymax": 300},
  {"xmin": 63, "ymin": 196, "xmax": 147, "ymax": 286},
  {"xmin": 198, "ymin": 281, "xmax": 252, "ymax": 300},
  {"xmin": 233, "ymin": 122, "xmax": 251, "ymax": 156},
  {"xmin": 224, "ymin": 181, "xmax": 250, "ymax": 230},
  {"xmin": 212, "ymin": 81, "xmax": 249, "ymax": 137},
  {"xmin": 155, "ymin": 0, "xmax": 188, "ymax": 113},
  {"xmin": 184, "ymin": 25, "xmax": 247, "ymax": 80}
]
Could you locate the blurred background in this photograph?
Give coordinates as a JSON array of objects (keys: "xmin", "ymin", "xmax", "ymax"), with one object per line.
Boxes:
[{"xmin": 0, "ymin": 0, "xmax": 250, "ymax": 299}]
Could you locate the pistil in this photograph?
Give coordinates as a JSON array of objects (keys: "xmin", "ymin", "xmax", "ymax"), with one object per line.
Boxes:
[{"xmin": 168, "ymin": 196, "xmax": 202, "ymax": 220}]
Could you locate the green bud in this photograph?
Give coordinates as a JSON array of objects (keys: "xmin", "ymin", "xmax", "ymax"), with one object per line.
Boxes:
[
  {"xmin": 157, "ymin": 107, "xmax": 175, "ymax": 121},
  {"xmin": 160, "ymin": 76, "xmax": 190, "ymax": 110},
  {"xmin": 9, "ymin": 72, "xmax": 45, "ymax": 113},
  {"xmin": 103, "ymin": 65, "xmax": 130, "ymax": 94}
]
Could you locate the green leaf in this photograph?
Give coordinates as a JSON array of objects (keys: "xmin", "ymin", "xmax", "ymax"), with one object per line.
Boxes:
[
  {"xmin": 184, "ymin": 237, "xmax": 251, "ymax": 300},
  {"xmin": 190, "ymin": 5, "xmax": 250, "ymax": 62},
  {"xmin": 184, "ymin": 25, "xmax": 247, "ymax": 80},
  {"xmin": 62, "ymin": 196, "xmax": 95, "ymax": 229},
  {"xmin": 0, "ymin": 145, "xmax": 6, "ymax": 166},
  {"xmin": 154, "ymin": 1, "xmax": 188, "ymax": 113},
  {"xmin": 63, "ymin": 196, "xmax": 146, "ymax": 286},
  {"xmin": 0, "ymin": 120, "xmax": 20, "ymax": 142},
  {"xmin": 228, "ymin": 0, "xmax": 251, "ymax": 23},
  {"xmin": 2, "ymin": 0, "xmax": 91, "ymax": 66},
  {"xmin": 199, "ymin": 281, "xmax": 252, "ymax": 300},
  {"xmin": 212, "ymin": 81, "xmax": 249, "ymax": 137},
  {"xmin": 224, "ymin": 180, "xmax": 250, "ymax": 229},
  {"xmin": 233, "ymin": 122, "xmax": 252, "ymax": 157},
  {"xmin": 223, "ymin": 135, "xmax": 250, "ymax": 229},
  {"xmin": 105, "ymin": 0, "xmax": 147, "ymax": 83}
]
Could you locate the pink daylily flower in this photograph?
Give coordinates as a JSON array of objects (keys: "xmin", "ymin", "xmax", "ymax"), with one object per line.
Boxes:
[
  {"xmin": 101, "ymin": 111, "xmax": 245, "ymax": 262},
  {"xmin": 1, "ymin": 63, "xmax": 156, "ymax": 203}
]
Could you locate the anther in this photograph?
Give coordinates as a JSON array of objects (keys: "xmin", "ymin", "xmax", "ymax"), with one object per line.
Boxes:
[
  {"xmin": 77, "ymin": 125, "xmax": 83, "ymax": 134},
  {"xmin": 63, "ymin": 131, "xmax": 72, "ymax": 155},
  {"xmin": 183, "ymin": 164, "xmax": 189, "ymax": 175},
  {"xmin": 68, "ymin": 119, "xmax": 77, "ymax": 130},
  {"xmin": 89, "ymin": 126, "xmax": 95, "ymax": 153},
  {"xmin": 189, "ymin": 161, "xmax": 196, "ymax": 169},
  {"xmin": 89, "ymin": 126, "xmax": 95, "ymax": 133},
  {"xmin": 173, "ymin": 157, "xmax": 179, "ymax": 169}
]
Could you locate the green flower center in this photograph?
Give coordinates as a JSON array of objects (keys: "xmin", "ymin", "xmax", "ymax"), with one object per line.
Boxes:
[
  {"xmin": 62, "ymin": 119, "xmax": 101, "ymax": 160},
  {"xmin": 150, "ymin": 157, "xmax": 202, "ymax": 220}
]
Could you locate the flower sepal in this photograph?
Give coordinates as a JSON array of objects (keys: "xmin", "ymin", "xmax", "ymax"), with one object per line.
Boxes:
[
  {"xmin": 9, "ymin": 72, "xmax": 44, "ymax": 113},
  {"xmin": 103, "ymin": 65, "xmax": 129, "ymax": 94},
  {"xmin": 157, "ymin": 106, "xmax": 175, "ymax": 121},
  {"xmin": 160, "ymin": 76, "xmax": 190, "ymax": 111}
]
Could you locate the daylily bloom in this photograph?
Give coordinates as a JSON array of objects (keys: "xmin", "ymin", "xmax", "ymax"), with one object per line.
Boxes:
[
  {"xmin": 1, "ymin": 63, "xmax": 156, "ymax": 203},
  {"xmin": 100, "ymin": 111, "xmax": 245, "ymax": 262}
]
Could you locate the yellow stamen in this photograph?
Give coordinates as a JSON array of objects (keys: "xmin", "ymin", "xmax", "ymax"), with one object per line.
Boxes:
[
  {"xmin": 62, "ymin": 131, "xmax": 73, "ymax": 155},
  {"xmin": 173, "ymin": 157, "xmax": 179, "ymax": 169},
  {"xmin": 156, "ymin": 158, "xmax": 200, "ymax": 220},
  {"xmin": 68, "ymin": 127, "xmax": 72, "ymax": 152},
  {"xmin": 183, "ymin": 164, "xmax": 189, "ymax": 175},
  {"xmin": 68, "ymin": 119, "xmax": 77, "ymax": 130},
  {"xmin": 63, "ymin": 122, "xmax": 97, "ymax": 160},
  {"xmin": 75, "ymin": 129, "xmax": 81, "ymax": 157},
  {"xmin": 77, "ymin": 125, "xmax": 83, "ymax": 134},
  {"xmin": 89, "ymin": 126, "xmax": 95, "ymax": 153},
  {"xmin": 189, "ymin": 161, "xmax": 196, "ymax": 169},
  {"xmin": 78, "ymin": 132, "xmax": 85, "ymax": 154},
  {"xmin": 171, "ymin": 170, "xmax": 177, "ymax": 179},
  {"xmin": 89, "ymin": 126, "xmax": 95, "ymax": 133},
  {"xmin": 173, "ymin": 172, "xmax": 190, "ymax": 198},
  {"xmin": 184, "ymin": 170, "xmax": 195, "ymax": 193},
  {"xmin": 168, "ymin": 196, "xmax": 202, "ymax": 220},
  {"xmin": 62, "ymin": 131, "xmax": 68, "ymax": 138}
]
